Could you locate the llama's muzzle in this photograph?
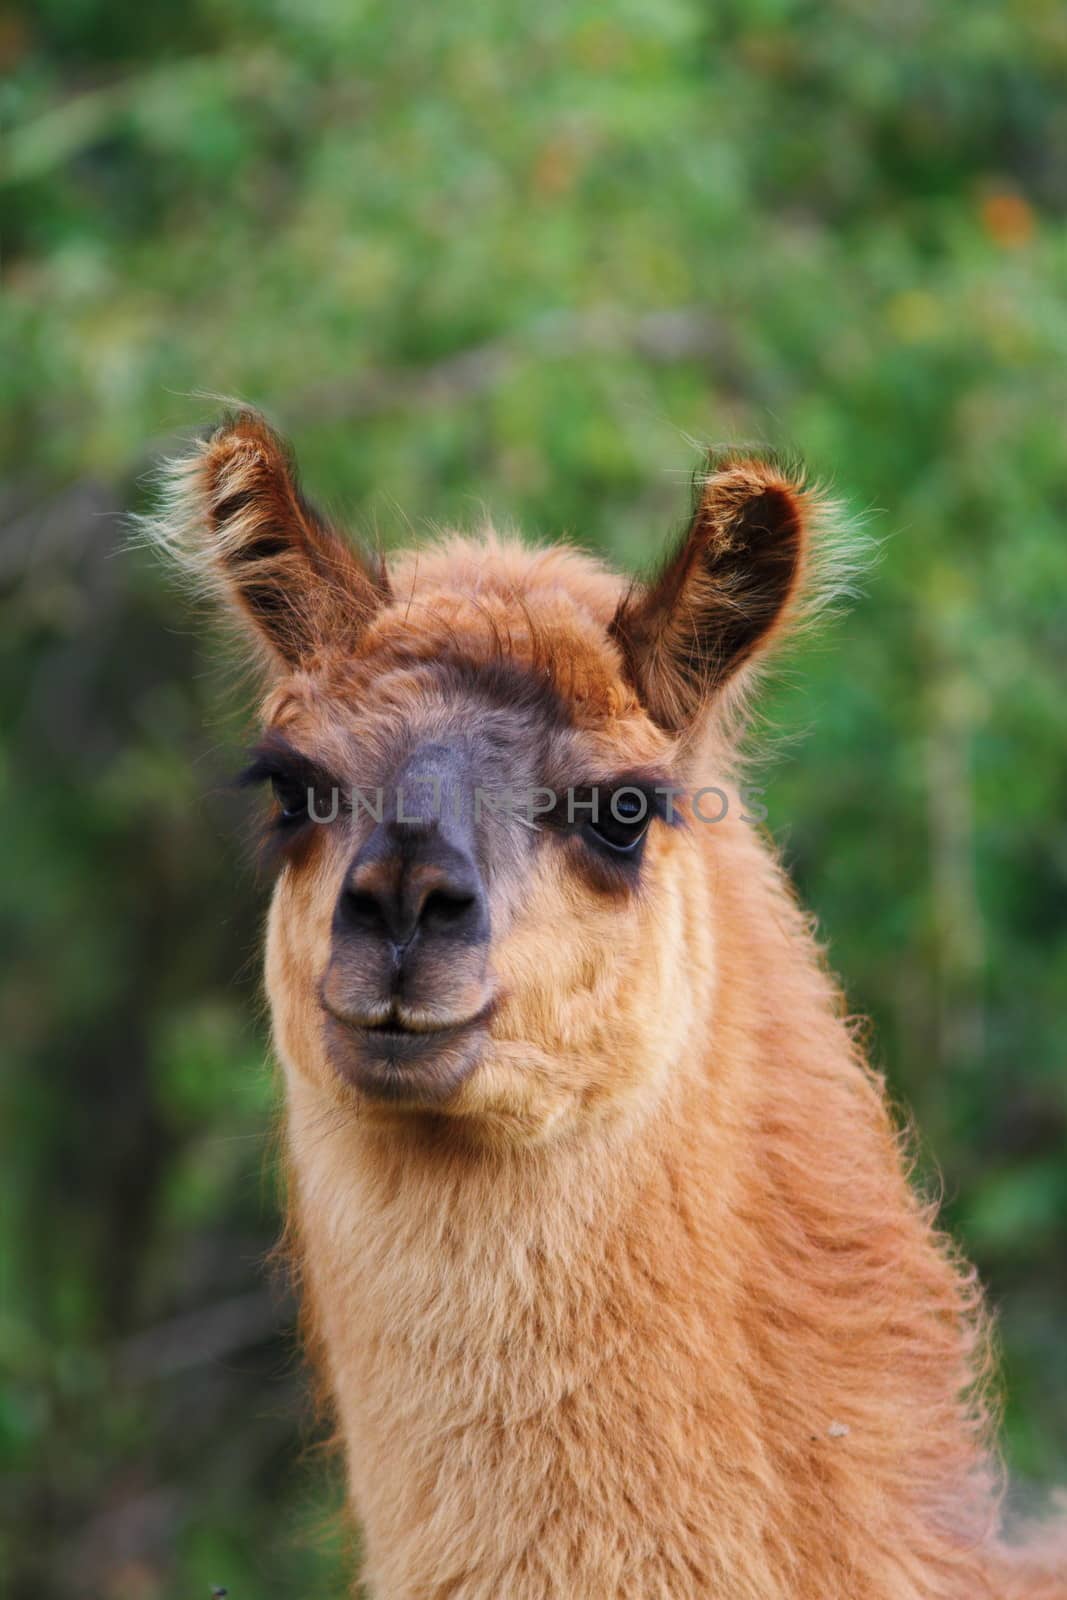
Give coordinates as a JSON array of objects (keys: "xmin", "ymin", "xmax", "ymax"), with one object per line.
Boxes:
[{"xmin": 320, "ymin": 738, "xmax": 494, "ymax": 1105}]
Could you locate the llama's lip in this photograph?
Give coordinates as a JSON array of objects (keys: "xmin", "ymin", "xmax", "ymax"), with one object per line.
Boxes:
[
  {"xmin": 321, "ymin": 1001, "xmax": 494, "ymax": 1106},
  {"xmin": 321, "ymin": 998, "xmax": 496, "ymax": 1037}
]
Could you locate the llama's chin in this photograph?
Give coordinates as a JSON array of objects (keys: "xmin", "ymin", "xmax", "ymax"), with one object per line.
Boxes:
[{"xmin": 323, "ymin": 1011, "xmax": 489, "ymax": 1109}]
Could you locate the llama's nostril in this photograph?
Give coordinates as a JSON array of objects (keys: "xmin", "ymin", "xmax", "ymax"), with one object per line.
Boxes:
[
  {"xmin": 343, "ymin": 887, "xmax": 388, "ymax": 934},
  {"xmin": 420, "ymin": 888, "xmax": 478, "ymax": 931}
]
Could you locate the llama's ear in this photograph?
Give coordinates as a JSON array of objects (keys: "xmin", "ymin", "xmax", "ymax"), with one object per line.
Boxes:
[
  {"xmin": 144, "ymin": 411, "xmax": 389, "ymax": 668},
  {"xmin": 609, "ymin": 455, "xmax": 813, "ymax": 733}
]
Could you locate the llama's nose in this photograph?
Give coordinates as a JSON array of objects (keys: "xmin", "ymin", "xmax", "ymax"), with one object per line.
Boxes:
[{"xmin": 337, "ymin": 822, "xmax": 488, "ymax": 956}]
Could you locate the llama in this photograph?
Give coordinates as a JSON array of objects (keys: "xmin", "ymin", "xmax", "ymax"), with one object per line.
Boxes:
[{"xmin": 148, "ymin": 411, "xmax": 1065, "ymax": 1599}]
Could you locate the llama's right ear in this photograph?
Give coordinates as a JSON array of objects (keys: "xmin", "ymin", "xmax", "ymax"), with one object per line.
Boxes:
[
  {"xmin": 609, "ymin": 454, "xmax": 816, "ymax": 734},
  {"xmin": 143, "ymin": 411, "xmax": 389, "ymax": 669}
]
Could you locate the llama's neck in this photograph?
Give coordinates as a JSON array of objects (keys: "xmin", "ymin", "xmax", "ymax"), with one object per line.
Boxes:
[
  {"xmin": 284, "ymin": 825, "xmax": 999, "ymax": 1598},
  {"xmin": 288, "ymin": 1062, "xmax": 732, "ymax": 1432}
]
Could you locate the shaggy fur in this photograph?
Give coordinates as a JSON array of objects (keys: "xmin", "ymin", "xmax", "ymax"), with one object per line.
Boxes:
[{"xmin": 146, "ymin": 412, "xmax": 1067, "ymax": 1599}]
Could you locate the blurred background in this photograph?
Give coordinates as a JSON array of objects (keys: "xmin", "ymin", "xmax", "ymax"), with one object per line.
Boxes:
[{"xmin": 2, "ymin": 1, "xmax": 1066, "ymax": 1595}]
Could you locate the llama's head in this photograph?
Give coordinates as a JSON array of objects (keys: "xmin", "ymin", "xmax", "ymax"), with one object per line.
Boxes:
[{"xmin": 154, "ymin": 413, "xmax": 827, "ymax": 1142}]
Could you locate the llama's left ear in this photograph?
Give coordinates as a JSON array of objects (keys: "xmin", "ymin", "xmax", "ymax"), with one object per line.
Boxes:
[
  {"xmin": 143, "ymin": 410, "xmax": 390, "ymax": 670},
  {"xmin": 609, "ymin": 455, "xmax": 813, "ymax": 733}
]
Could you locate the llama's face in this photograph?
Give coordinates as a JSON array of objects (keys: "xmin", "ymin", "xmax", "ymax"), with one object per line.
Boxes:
[
  {"xmin": 158, "ymin": 415, "xmax": 816, "ymax": 1142},
  {"xmin": 255, "ymin": 561, "xmax": 694, "ymax": 1140}
]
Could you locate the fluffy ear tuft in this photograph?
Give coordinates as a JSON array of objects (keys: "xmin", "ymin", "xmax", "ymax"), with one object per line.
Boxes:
[
  {"xmin": 609, "ymin": 452, "xmax": 833, "ymax": 734},
  {"xmin": 138, "ymin": 410, "xmax": 389, "ymax": 668}
]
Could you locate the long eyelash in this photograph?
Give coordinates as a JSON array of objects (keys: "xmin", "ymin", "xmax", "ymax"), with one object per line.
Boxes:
[
  {"xmin": 611, "ymin": 774, "xmax": 688, "ymax": 830},
  {"xmin": 541, "ymin": 773, "xmax": 684, "ymax": 832},
  {"xmin": 234, "ymin": 740, "xmax": 335, "ymax": 796},
  {"xmin": 236, "ymin": 754, "xmax": 286, "ymax": 789}
]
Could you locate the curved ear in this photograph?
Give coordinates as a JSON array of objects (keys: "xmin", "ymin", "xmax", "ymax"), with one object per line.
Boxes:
[
  {"xmin": 143, "ymin": 410, "xmax": 390, "ymax": 668},
  {"xmin": 609, "ymin": 454, "xmax": 814, "ymax": 733}
]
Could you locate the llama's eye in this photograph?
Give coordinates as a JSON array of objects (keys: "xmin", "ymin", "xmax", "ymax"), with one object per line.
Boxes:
[
  {"xmin": 586, "ymin": 789, "xmax": 652, "ymax": 854},
  {"xmin": 271, "ymin": 774, "xmax": 310, "ymax": 823}
]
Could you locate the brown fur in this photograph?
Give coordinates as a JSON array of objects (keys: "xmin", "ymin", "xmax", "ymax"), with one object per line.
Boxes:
[{"xmin": 145, "ymin": 412, "xmax": 1067, "ymax": 1598}]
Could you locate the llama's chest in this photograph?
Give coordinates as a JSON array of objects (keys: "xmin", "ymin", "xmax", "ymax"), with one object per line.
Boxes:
[
  {"xmin": 317, "ymin": 1225, "xmax": 786, "ymax": 1600},
  {"xmin": 334, "ymin": 1311, "xmax": 773, "ymax": 1600}
]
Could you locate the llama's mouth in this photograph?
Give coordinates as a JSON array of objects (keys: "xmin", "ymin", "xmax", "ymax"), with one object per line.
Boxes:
[{"xmin": 321, "ymin": 1001, "xmax": 494, "ymax": 1107}]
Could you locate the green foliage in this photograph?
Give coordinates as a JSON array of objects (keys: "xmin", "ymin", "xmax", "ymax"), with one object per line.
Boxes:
[{"xmin": 2, "ymin": 1, "xmax": 1065, "ymax": 1593}]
